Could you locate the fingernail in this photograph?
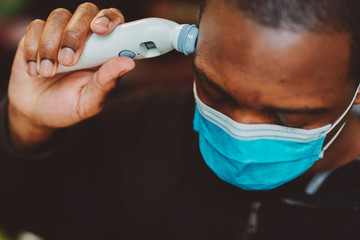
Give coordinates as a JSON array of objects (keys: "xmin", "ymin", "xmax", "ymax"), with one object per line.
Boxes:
[
  {"xmin": 40, "ymin": 59, "xmax": 54, "ymax": 77},
  {"xmin": 59, "ymin": 47, "xmax": 75, "ymax": 65},
  {"xmin": 93, "ymin": 16, "xmax": 110, "ymax": 28},
  {"xmin": 27, "ymin": 61, "xmax": 37, "ymax": 76}
]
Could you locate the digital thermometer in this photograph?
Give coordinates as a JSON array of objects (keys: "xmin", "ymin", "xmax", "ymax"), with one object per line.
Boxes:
[{"xmin": 57, "ymin": 18, "xmax": 199, "ymax": 73}]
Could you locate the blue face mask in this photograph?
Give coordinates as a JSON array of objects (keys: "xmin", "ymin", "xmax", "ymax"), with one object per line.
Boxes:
[{"xmin": 193, "ymin": 84, "xmax": 359, "ymax": 191}]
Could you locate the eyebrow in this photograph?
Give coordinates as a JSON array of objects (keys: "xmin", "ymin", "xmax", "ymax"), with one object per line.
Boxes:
[
  {"xmin": 192, "ymin": 62, "xmax": 331, "ymax": 115},
  {"xmin": 192, "ymin": 61, "xmax": 233, "ymax": 98}
]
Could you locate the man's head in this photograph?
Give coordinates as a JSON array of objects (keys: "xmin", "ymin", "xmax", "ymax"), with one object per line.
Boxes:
[
  {"xmin": 192, "ymin": 0, "xmax": 360, "ymax": 188},
  {"xmin": 194, "ymin": 0, "xmax": 360, "ymax": 132}
]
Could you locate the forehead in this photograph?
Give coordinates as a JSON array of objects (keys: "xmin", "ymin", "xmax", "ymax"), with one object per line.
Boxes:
[{"xmin": 195, "ymin": 1, "xmax": 353, "ymax": 109}]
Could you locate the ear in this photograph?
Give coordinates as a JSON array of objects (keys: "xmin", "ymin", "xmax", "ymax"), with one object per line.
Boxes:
[{"xmin": 354, "ymin": 86, "xmax": 360, "ymax": 105}]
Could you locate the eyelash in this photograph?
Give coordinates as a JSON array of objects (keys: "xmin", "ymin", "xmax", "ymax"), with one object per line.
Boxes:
[
  {"xmin": 196, "ymin": 79, "xmax": 232, "ymax": 104},
  {"xmin": 204, "ymin": 91, "xmax": 229, "ymax": 103},
  {"xmin": 275, "ymin": 113, "xmax": 315, "ymax": 128}
]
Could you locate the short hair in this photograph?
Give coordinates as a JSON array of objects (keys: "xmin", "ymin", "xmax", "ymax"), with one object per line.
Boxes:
[{"xmin": 199, "ymin": 0, "xmax": 360, "ymax": 85}]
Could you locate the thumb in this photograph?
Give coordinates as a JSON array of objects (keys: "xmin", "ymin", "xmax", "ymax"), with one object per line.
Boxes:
[{"xmin": 82, "ymin": 56, "xmax": 135, "ymax": 109}]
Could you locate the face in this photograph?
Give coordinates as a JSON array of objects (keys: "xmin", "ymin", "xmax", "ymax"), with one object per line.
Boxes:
[{"xmin": 194, "ymin": 1, "xmax": 358, "ymax": 135}]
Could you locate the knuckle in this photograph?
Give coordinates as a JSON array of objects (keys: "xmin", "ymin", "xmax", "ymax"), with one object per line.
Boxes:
[
  {"xmin": 50, "ymin": 8, "xmax": 72, "ymax": 18},
  {"xmin": 26, "ymin": 19, "xmax": 45, "ymax": 32},
  {"xmin": 24, "ymin": 44, "xmax": 38, "ymax": 54},
  {"xmin": 79, "ymin": 2, "xmax": 99, "ymax": 11},
  {"xmin": 95, "ymin": 78, "xmax": 107, "ymax": 90},
  {"xmin": 38, "ymin": 41, "xmax": 57, "ymax": 59},
  {"xmin": 102, "ymin": 8, "xmax": 124, "ymax": 20},
  {"xmin": 39, "ymin": 42, "xmax": 54, "ymax": 54},
  {"xmin": 94, "ymin": 8, "xmax": 125, "ymax": 27},
  {"xmin": 40, "ymin": 41, "xmax": 52, "ymax": 49},
  {"xmin": 63, "ymin": 29, "xmax": 83, "ymax": 47},
  {"xmin": 95, "ymin": 76, "xmax": 114, "ymax": 93},
  {"xmin": 31, "ymin": 19, "xmax": 46, "ymax": 26},
  {"xmin": 109, "ymin": 8, "xmax": 123, "ymax": 15},
  {"xmin": 23, "ymin": 51, "xmax": 35, "ymax": 61},
  {"xmin": 24, "ymin": 52, "xmax": 36, "ymax": 61}
]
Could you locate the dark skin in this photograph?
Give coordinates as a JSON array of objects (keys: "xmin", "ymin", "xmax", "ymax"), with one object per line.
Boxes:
[
  {"xmin": 6, "ymin": 1, "xmax": 360, "ymax": 174},
  {"xmin": 8, "ymin": 3, "xmax": 135, "ymax": 152},
  {"xmin": 194, "ymin": 0, "xmax": 360, "ymax": 174}
]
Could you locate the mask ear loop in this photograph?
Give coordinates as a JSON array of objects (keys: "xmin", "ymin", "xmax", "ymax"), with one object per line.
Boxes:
[
  {"xmin": 319, "ymin": 83, "xmax": 360, "ymax": 158},
  {"xmin": 319, "ymin": 123, "xmax": 346, "ymax": 158}
]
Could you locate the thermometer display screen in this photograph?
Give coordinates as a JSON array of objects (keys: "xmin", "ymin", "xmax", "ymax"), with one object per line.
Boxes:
[{"xmin": 144, "ymin": 41, "xmax": 157, "ymax": 49}]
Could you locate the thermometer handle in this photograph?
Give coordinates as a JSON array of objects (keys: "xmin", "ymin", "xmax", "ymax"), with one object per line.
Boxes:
[{"xmin": 57, "ymin": 18, "xmax": 198, "ymax": 73}]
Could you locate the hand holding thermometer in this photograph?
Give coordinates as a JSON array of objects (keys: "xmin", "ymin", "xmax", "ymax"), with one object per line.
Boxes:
[{"xmin": 57, "ymin": 18, "xmax": 199, "ymax": 73}]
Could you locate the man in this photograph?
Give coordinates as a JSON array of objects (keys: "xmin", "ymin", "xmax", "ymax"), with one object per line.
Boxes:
[{"xmin": 1, "ymin": 0, "xmax": 360, "ymax": 239}]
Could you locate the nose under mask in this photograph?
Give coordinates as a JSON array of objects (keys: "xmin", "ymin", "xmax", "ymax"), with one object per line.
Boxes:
[{"xmin": 193, "ymin": 83, "xmax": 360, "ymax": 190}]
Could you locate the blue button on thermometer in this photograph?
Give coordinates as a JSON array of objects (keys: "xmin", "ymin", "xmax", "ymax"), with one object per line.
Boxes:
[
  {"xmin": 57, "ymin": 18, "xmax": 199, "ymax": 73},
  {"xmin": 119, "ymin": 50, "xmax": 136, "ymax": 58}
]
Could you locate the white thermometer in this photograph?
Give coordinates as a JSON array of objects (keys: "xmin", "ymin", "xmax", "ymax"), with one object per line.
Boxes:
[{"xmin": 57, "ymin": 18, "xmax": 198, "ymax": 73}]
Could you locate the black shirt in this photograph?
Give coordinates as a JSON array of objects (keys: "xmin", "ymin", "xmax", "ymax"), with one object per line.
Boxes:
[{"xmin": 1, "ymin": 88, "xmax": 360, "ymax": 240}]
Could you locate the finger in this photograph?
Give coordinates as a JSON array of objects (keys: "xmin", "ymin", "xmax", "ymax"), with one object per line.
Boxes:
[
  {"xmin": 37, "ymin": 8, "xmax": 72, "ymax": 77},
  {"xmin": 58, "ymin": 2, "xmax": 99, "ymax": 67},
  {"xmin": 82, "ymin": 57, "xmax": 135, "ymax": 115},
  {"xmin": 91, "ymin": 8, "xmax": 125, "ymax": 35},
  {"xmin": 24, "ymin": 19, "xmax": 45, "ymax": 76}
]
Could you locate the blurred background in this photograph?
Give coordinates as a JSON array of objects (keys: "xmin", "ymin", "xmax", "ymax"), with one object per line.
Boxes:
[{"xmin": 0, "ymin": 0, "xmax": 202, "ymax": 99}]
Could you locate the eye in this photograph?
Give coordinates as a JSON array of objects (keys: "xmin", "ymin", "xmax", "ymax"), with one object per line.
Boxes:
[
  {"xmin": 276, "ymin": 113, "xmax": 318, "ymax": 128},
  {"xmin": 197, "ymin": 79, "xmax": 235, "ymax": 105},
  {"xmin": 203, "ymin": 87, "xmax": 229, "ymax": 103},
  {"xmin": 193, "ymin": 63, "xmax": 239, "ymax": 108}
]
